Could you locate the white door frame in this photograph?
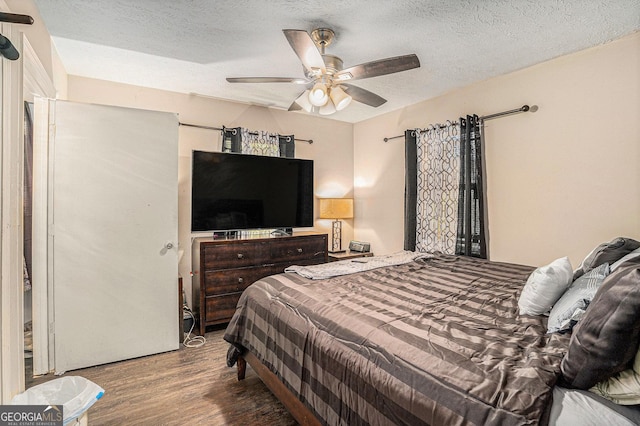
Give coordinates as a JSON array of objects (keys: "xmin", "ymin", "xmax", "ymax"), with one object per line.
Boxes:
[
  {"xmin": 24, "ymin": 37, "xmax": 56, "ymax": 375},
  {"xmin": 0, "ymin": 0, "xmax": 56, "ymax": 399},
  {"xmin": 0, "ymin": 17, "xmax": 25, "ymax": 403}
]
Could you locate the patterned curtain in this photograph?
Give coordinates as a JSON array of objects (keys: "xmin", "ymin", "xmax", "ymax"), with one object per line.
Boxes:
[
  {"xmin": 222, "ymin": 127, "xmax": 294, "ymax": 158},
  {"xmin": 414, "ymin": 122, "xmax": 461, "ymax": 254},
  {"xmin": 455, "ymin": 115, "xmax": 487, "ymax": 258},
  {"xmin": 240, "ymin": 128, "xmax": 280, "ymax": 156},
  {"xmin": 405, "ymin": 116, "xmax": 487, "ymax": 257}
]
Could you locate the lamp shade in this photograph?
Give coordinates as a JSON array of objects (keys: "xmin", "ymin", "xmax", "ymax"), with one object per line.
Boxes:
[
  {"xmin": 319, "ymin": 98, "xmax": 336, "ymax": 115},
  {"xmin": 309, "ymin": 82, "xmax": 329, "ymax": 106},
  {"xmin": 330, "ymin": 86, "xmax": 352, "ymax": 111},
  {"xmin": 294, "ymin": 90, "xmax": 314, "ymax": 112},
  {"xmin": 319, "ymin": 198, "xmax": 353, "ymax": 219}
]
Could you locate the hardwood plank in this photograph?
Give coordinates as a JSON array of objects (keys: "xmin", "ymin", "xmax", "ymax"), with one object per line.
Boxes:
[{"xmin": 26, "ymin": 327, "xmax": 296, "ymax": 425}]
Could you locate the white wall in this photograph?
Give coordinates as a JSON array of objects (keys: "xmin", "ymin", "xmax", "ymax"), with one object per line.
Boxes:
[
  {"xmin": 354, "ymin": 32, "xmax": 640, "ymax": 268},
  {"xmin": 66, "ymin": 77, "xmax": 355, "ymax": 305}
]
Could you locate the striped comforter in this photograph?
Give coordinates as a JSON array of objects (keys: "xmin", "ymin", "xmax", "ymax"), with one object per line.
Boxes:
[{"xmin": 224, "ymin": 254, "xmax": 570, "ymax": 425}]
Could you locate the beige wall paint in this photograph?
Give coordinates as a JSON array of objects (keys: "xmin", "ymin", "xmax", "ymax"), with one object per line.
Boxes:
[
  {"xmin": 67, "ymin": 77, "xmax": 354, "ymax": 303},
  {"xmin": 354, "ymin": 32, "xmax": 640, "ymax": 268}
]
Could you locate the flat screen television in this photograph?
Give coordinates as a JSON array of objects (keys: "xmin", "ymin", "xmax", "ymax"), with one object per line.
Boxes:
[{"xmin": 191, "ymin": 150, "xmax": 314, "ymax": 232}]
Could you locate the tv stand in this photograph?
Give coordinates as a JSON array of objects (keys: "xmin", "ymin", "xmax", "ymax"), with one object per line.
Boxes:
[{"xmin": 192, "ymin": 233, "xmax": 328, "ymax": 334}]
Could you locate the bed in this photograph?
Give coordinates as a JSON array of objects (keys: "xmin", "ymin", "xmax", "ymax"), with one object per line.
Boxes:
[{"xmin": 223, "ymin": 248, "xmax": 640, "ymax": 425}]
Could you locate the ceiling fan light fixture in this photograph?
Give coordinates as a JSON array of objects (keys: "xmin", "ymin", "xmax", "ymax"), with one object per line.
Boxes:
[
  {"xmin": 309, "ymin": 82, "xmax": 329, "ymax": 106},
  {"xmin": 227, "ymin": 28, "xmax": 419, "ymax": 116},
  {"xmin": 330, "ymin": 86, "xmax": 352, "ymax": 111},
  {"xmin": 319, "ymin": 98, "xmax": 336, "ymax": 115},
  {"xmin": 295, "ymin": 90, "xmax": 314, "ymax": 112}
]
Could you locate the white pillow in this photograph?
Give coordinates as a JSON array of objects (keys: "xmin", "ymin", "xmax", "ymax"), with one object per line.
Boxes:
[
  {"xmin": 518, "ymin": 256, "xmax": 573, "ymax": 316},
  {"xmin": 611, "ymin": 247, "xmax": 640, "ymax": 272},
  {"xmin": 590, "ymin": 345, "xmax": 640, "ymax": 405},
  {"xmin": 547, "ymin": 263, "xmax": 609, "ymax": 333}
]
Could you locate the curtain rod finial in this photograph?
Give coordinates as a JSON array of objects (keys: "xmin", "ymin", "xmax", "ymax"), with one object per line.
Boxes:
[
  {"xmin": 0, "ymin": 12, "xmax": 34, "ymax": 25},
  {"xmin": 528, "ymin": 105, "xmax": 539, "ymax": 113}
]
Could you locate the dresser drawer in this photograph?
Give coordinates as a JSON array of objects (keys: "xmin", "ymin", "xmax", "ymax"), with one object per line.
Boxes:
[
  {"xmin": 201, "ymin": 241, "xmax": 265, "ymax": 270},
  {"xmin": 203, "ymin": 266, "xmax": 279, "ymax": 295},
  {"xmin": 204, "ymin": 293, "xmax": 243, "ymax": 323},
  {"xmin": 270, "ymin": 235, "xmax": 327, "ymax": 263}
]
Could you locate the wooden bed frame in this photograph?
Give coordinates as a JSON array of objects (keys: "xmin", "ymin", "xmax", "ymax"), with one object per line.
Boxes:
[{"xmin": 237, "ymin": 353, "xmax": 320, "ymax": 426}]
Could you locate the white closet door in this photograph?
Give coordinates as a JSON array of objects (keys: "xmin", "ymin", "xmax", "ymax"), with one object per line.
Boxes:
[{"xmin": 51, "ymin": 100, "xmax": 179, "ymax": 373}]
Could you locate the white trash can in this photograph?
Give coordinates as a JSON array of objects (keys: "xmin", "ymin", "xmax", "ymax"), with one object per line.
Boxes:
[{"xmin": 11, "ymin": 376, "xmax": 104, "ymax": 425}]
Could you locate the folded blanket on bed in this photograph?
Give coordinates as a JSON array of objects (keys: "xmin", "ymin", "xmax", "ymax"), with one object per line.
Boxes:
[{"xmin": 285, "ymin": 250, "xmax": 432, "ymax": 279}]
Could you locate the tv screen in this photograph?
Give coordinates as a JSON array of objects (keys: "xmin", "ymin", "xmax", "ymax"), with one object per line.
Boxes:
[{"xmin": 191, "ymin": 151, "xmax": 314, "ymax": 232}]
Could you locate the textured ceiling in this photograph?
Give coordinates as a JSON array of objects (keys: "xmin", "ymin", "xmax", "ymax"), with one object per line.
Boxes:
[{"xmin": 31, "ymin": 0, "xmax": 640, "ymax": 123}]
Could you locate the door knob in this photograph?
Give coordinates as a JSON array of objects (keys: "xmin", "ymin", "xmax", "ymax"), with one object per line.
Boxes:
[{"xmin": 160, "ymin": 242, "xmax": 175, "ymax": 256}]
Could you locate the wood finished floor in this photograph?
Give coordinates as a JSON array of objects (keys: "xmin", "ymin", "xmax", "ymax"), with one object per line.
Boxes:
[{"xmin": 26, "ymin": 326, "xmax": 297, "ymax": 426}]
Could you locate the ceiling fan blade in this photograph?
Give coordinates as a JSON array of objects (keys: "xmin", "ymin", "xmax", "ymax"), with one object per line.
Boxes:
[
  {"xmin": 226, "ymin": 77, "xmax": 309, "ymax": 84},
  {"xmin": 288, "ymin": 101, "xmax": 303, "ymax": 111},
  {"xmin": 342, "ymin": 84, "xmax": 387, "ymax": 107},
  {"xmin": 337, "ymin": 54, "xmax": 420, "ymax": 81},
  {"xmin": 283, "ymin": 29, "xmax": 326, "ymax": 74}
]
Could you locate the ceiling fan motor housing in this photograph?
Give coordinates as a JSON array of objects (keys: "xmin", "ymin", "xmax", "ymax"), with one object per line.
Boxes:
[
  {"xmin": 305, "ymin": 54, "xmax": 343, "ymax": 80},
  {"xmin": 322, "ymin": 55, "xmax": 343, "ymax": 75}
]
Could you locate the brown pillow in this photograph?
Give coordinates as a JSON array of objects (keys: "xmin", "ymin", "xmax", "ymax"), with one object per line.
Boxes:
[
  {"xmin": 560, "ymin": 257, "xmax": 640, "ymax": 389},
  {"xmin": 573, "ymin": 237, "xmax": 640, "ymax": 280}
]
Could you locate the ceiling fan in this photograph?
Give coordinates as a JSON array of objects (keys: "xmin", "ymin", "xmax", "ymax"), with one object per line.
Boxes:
[{"xmin": 226, "ymin": 28, "xmax": 420, "ymax": 115}]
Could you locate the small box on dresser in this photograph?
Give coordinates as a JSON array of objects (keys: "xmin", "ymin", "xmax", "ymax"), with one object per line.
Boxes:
[{"xmin": 192, "ymin": 233, "xmax": 328, "ymax": 335}]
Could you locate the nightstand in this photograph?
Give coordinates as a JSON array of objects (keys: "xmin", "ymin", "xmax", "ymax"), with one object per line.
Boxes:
[{"xmin": 328, "ymin": 251, "xmax": 374, "ymax": 262}]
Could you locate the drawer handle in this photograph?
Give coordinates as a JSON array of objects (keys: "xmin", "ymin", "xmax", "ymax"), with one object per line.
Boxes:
[
  {"xmin": 297, "ymin": 248, "xmax": 303, "ymax": 253},
  {"xmin": 238, "ymin": 277, "xmax": 244, "ymax": 283},
  {"xmin": 237, "ymin": 253, "xmax": 244, "ymax": 259}
]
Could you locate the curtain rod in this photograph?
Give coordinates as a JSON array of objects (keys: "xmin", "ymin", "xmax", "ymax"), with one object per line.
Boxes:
[
  {"xmin": 382, "ymin": 104, "xmax": 537, "ymax": 142},
  {"xmin": 179, "ymin": 122, "xmax": 313, "ymax": 144}
]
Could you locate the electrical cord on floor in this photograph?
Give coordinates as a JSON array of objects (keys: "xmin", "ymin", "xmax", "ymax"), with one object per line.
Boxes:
[{"xmin": 182, "ymin": 306, "xmax": 206, "ymax": 348}]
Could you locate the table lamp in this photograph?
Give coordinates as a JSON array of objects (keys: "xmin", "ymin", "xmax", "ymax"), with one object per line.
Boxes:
[{"xmin": 319, "ymin": 198, "xmax": 354, "ymax": 253}]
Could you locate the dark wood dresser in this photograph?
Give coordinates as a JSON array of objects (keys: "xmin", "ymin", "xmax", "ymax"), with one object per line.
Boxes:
[{"xmin": 192, "ymin": 233, "xmax": 328, "ymax": 334}]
